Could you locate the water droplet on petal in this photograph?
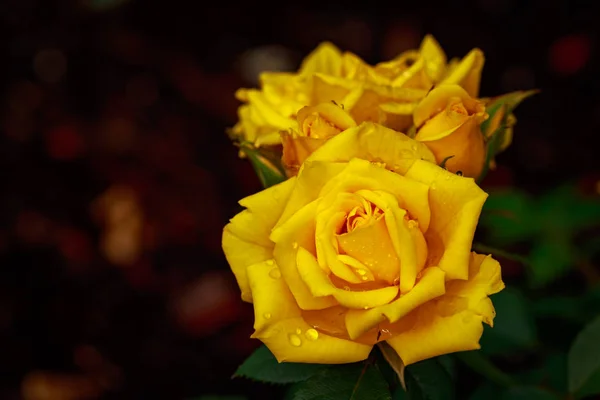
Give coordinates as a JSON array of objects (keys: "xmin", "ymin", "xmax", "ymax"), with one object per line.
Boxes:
[
  {"xmin": 305, "ymin": 328, "xmax": 319, "ymax": 341},
  {"xmin": 431, "ymin": 183, "xmax": 437, "ymax": 190},
  {"xmin": 296, "ymin": 328, "xmax": 302, "ymax": 335},
  {"xmin": 292, "ymin": 242, "xmax": 298, "ymax": 249},
  {"xmin": 263, "ymin": 312, "xmax": 272, "ymax": 319},
  {"xmin": 288, "ymin": 333, "xmax": 302, "ymax": 347},
  {"xmin": 357, "ymin": 269, "xmax": 367, "ymax": 276},
  {"xmin": 361, "ymin": 276, "xmax": 368, "ymax": 281},
  {"xmin": 343, "ymin": 286, "xmax": 351, "ymax": 291},
  {"xmin": 364, "ymin": 306, "xmax": 369, "ymax": 310},
  {"xmin": 266, "ymin": 259, "xmax": 274, "ymax": 266},
  {"xmin": 456, "ymin": 171, "xmax": 463, "ymax": 176},
  {"xmin": 269, "ymin": 268, "xmax": 281, "ymax": 279}
]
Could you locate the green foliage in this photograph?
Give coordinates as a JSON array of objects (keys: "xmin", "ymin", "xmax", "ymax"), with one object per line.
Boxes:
[
  {"xmin": 480, "ymin": 185, "xmax": 600, "ymax": 288},
  {"xmin": 286, "ymin": 362, "xmax": 391, "ymax": 400},
  {"xmin": 568, "ymin": 316, "xmax": 600, "ymax": 398},
  {"xmin": 238, "ymin": 142, "xmax": 286, "ymax": 188},
  {"xmin": 396, "ymin": 358, "xmax": 455, "ymax": 400},
  {"xmin": 478, "ymin": 90, "xmax": 537, "ymax": 182},
  {"xmin": 234, "ymin": 345, "xmax": 325, "ymax": 384},
  {"xmin": 479, "ymin": 288, "xmax": 537, "ymax": 355}
]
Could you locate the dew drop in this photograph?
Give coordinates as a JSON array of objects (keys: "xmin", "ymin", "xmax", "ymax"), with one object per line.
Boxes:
[
  {"xmin": 266, "ymin": 259, "xmax": 274, "ymax": 266},
  {"xmin": 288, "ymin": 333, "xmax": 302, "ymax": 347},
  {"xmin": 305, "ymin": 328, "xmax": 319, "ymax": 341},
  {"xmin": 431, "ymin": 183, "xmax": 437, "ymax": 190},
  {"xmin": 296, "ymin": 328, "xmax": 302, "ymax": 335},
  {"xmin": 292, "ymin": 242, "xmax": 298, "ymax": 249},
  {"xmin": 343, "ymin": 286, "xmax": 351, "ymax": 291},
  {"xmin": 393, "ymin": 278, "xmax": 400, "ymax": 286},
  {"xmin": 269, "ymin": 268, "xmax": 281, "ymax": 279},
  {"xmin": 364, "ymin": 306, "xmax": 369, "ymax": 310},
  {"xmin": 263, "ymin": 312, "xmax": 272, "ymax": 319},
  {"xmin": 456, "ymin": 171, "xmax": 463, "ymax": 176},
  {"xmin": 411, "ymin": 145, "xmax": 418, "ymax": 151},
  {"xmin": 361, "ymin": 276, "xmax": 368, "ymax": 281},
  {"xmin": 357, "ymin": 269, "xmax": 367, "ymax": 276}
]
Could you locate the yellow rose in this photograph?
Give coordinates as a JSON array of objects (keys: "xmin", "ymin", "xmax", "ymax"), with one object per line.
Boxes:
[
  {"xmin": 281, "ymin": 102, "xmax": 356, "ymax": 176},
  {"xmin": 414, "ymin": 84, "xmax": 488, "ymax": 178},
  {"xmin": 222, "ymin": 122, "xmax": 504, "ymax": 365}
]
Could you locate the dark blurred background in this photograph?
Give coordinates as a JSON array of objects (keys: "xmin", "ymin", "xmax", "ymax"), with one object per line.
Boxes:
[{"xmin": 0, "ymin": 0, "xmax": 598, "ymax": 399}]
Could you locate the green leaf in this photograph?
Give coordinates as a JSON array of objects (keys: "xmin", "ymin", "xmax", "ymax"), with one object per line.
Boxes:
[
  {"xmin": 480, "ymin": 288, "xmax": 537, "ymax": 355},
  {"xmin": 455, "ymin": 351, "xmax": 515, "ymax": 388},
  {"xmin": 523, "ymin": 353, "xmax": 568, "ymax": 393},
  {"xmin": 403, "ymin": 358, "xmax": 455, "ymax": 400},
  {"xmin": 568, "ymin": 316, "xmax": 600, "ymax": 396},
  {"xmin": 527, "ymin": 239, "xmax": 572, "ymax": 288},
  {"xmin": 480, "ymin": 190, "xmax": 537, "ymax": 246},
  {"xmin": 189, "ymin": 396, "xmax": 247, "ymax": 400},
  {"xmin": 286, "ymin": 363, "xmax": 392, "ymax": 400},
  {"xmin": 481, "ymin": 90, "xmax": 538, "ymax": 137},
  {"xmin": 469, "ymin": 383, "xmax": 502, "ymax": 400},
  {"xmin": 234, "ymin": 345, "xmax": 325, "ymax": 384},
  {"xmin": 239, "ymin": 142, "xmax": 286, "ymax": 188},
  {"xmin": 500, "ymin": 386, "xmax": 561, "ymax": 400}
]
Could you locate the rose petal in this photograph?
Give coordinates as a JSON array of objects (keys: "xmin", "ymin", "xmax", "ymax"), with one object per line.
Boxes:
[
  {"xmin": 405, "ymin": 160, "xmax": 488, "ymax": 280},
  {"xmin": 307, "ymin": 122, "xmax": 435, "ymax": 177},
  {"xmin": 222, "ymin": 230, "xmax": 272, "ymax": 302},
  {"xmin": 440, "ymin": 49, "xmax": 485, "ymax": 98},
  {"xmin": 344, "ymin": 266, "xmax": 446, "ymax": 339},
  {"xmin": 299, "ymin": 42, "xmax": 343, "ymax": 76},
  {"xmin": 297, "ymin": 247, "xmax": 399, "ymax": 309},
  {"xmin": 222, "ymin": 178, "xmax": 296, "ymax": 301},
  {"xmin": 247, "ymin": 259, "xmax": 372, "ymax": 364},
  {"xmin": 385, "ymin": 252, "xmax": 503, "ymax": 365},
  {"xmin": 356, "ymin": 190, "xmax": 419, "ymax": 292},
  {"xmin": 276, "ymin": 161, "xmax": 347, "ymax": 229},
  {"xmin": 318, "ymin": 158, "xmax": 431, "ymax": 233},
  {"xmin": 271, "ymin": 200, "xmax": 338, "ymax": 310}
]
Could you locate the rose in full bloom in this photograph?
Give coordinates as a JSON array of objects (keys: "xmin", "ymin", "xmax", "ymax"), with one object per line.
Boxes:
[
  {"xmin": 231, "ymin": 35, "xmax": 485, "ymax": 147},
  {"xmin": 222, "ymin": 122, "xmax": 504, "ymax": 365},
  {"xmin": 281, "ymin": 102, "xmax": 356, "ymax": 176},
  {"xmin": 414, "ymin": 84, "xmax": 488, "ymax": 178}
]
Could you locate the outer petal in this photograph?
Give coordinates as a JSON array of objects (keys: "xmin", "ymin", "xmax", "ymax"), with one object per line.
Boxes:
[
  {"xmin": 299, "ymin": 42, "xmax": 343, "ymax": 77},
  {"xmin": 271, "ymin": 201, "xmax": 338, "ymax": 310},
  {"xmin": 223, "ymin": 178, "xmax": 296, "ymax": 301},
  {"xmin": 386, "ymin": 301, "xmax": 484, "ymax": 366},
  {"xmin": 222, "ymin": 230, "xmax": 272, "ymax": 302},
  {"xmin": 405, "ymin": 160, "xmax": 488, "ymax": 280},
  {"xmin": 344, "ymin": 267, "xmax": 446, "ymax": 339},
  {"xmin": 385, "ymin": 252, "xmax": 504, "ymax": 365},
  {"xmin": 297, "ymin": 247, "xmax": 399, "ymax": 309},
  {"xmin": 276, "ymin": 160, "xmax": 347, "ymax": 228},
  {"xmin": 440, "ymin": 49, "xmax": 485, "ymax": 98},
  {"xmin": 419, "ymin": 35, "xmax": 447, "ymax": 82},
  {"xmin": 247, "ymin": 259, "xmax": 372, "ymax": 364},
  {"xmin": 307, "ymin": 122, "xmax": 435, "ymax": 176}
]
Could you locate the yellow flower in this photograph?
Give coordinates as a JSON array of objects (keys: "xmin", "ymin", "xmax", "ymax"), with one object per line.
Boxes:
[
  {"xmin": 281, "ymin": 102, "xmax": 356, "ymax": 176},
  {"xmin": 232, "ymin": 35, "xmax": 485, "ymax": 147},
  {"xmin": 222, "ymin": 122, "xmax": 504, "ymax": 365},
  {"xmin": 414, "ymin": 85, "xmax": 488, "ymax": 178}
]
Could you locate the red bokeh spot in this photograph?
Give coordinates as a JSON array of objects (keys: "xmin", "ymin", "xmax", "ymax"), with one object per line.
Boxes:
[
  {"xmin": 549, "ymin": 34, "xmax": 591, "ymax": 75},
  {"xmin": 45, "ymin": 124, "xmax": 85, "ymax": 160}
]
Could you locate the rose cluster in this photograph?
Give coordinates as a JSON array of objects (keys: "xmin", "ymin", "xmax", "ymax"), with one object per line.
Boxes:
[{"xmin": 223, "ymin": 36, "xmax": 531, "ymax": 365}]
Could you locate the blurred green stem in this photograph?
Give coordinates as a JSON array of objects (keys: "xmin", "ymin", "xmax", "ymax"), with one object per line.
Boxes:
[{"xmin": 455, "ymin": 351, "xmax": 515, "ymax": 387}]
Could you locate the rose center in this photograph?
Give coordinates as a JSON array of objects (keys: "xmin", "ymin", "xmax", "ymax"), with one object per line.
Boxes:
[{"xmin": 336, "ymin": 197, "xmax": 400, "ymax": 285}]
